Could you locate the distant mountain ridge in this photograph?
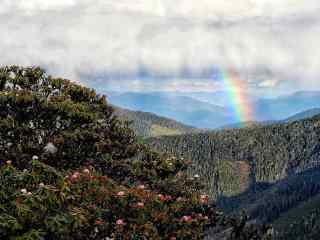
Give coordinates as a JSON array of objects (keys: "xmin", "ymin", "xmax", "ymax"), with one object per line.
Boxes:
[
  {"xmin": 107, "ymin": 91, "xmax": 320, "ymax": 129},
  {"xmin": 108, "ymin": 92, "xmax": 233, "ymax": 129},
  {"xmin": 220, "ymin": 108, "xmax": 320, "ymax": 130},
  {"xmin": 255, "ymin": 91, "xmax": 320, "ymax": 121},
  {"xmin": 284, "ymin": 108, "xmax": 320, "ymax": 122}
]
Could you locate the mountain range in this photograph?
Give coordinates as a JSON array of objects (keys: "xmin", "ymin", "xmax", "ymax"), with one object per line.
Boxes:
[
  {"xmin": 106, "ymin": 91, "xmax": 320, "ymax": 129},
  {"xmin": 108, "ymin": 92, "xmax": 232, "ymax": 129},
  {"xmin": 219, "ymin": 108, "xmax": 320, "ymax": 130}
]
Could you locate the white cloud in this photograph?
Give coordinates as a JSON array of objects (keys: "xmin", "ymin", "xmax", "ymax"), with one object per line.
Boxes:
[
  {"xmin": 258, "ymin": 79, "xmax": 279, "ymax": 88},
  {"xmin": 0, "ymin": 0, "xmax": 319, "ymax": 93},
  {"xmin": 0, "ymin": 0, "xmax": 76, "ymax": 14}
]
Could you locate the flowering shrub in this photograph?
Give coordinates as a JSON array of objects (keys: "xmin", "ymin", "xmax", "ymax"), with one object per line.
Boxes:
[
  {"xmin": 0, "ymin": 66, "xmax": 270, "ymax": 239},
  {"xmin": 0, "ymin": 160, "xmax": 216, "ymax": 239}
]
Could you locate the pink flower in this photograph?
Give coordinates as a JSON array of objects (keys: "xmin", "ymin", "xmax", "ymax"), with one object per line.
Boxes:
[
  {"xmin": 200, "ymin": 194, "xmax": 209, "ymax": 204},
  {"xmin": 137, "ymin": 184, "xmax": 145, "ymax": 190},
  {"xmin": 95, "ymin": 219, "xmax": 104, "ymax": 225},
  {"xmin": 71, "ymin": 171, "xmax": 80, "ymax": 181},
  {"xmin": 99, "ymin": 176, "xmax": 108, "ymax": 182},
  {"xmin": 116, "ymin": 219, "xmax": 124, "ymax": 225},
  {"xmin": 117, "ymin": 191, "xmax": 125, "ymax": 197},
  {"xmin": 181, "ymin": 216, "xmax": 192, "ymax": 222},
  {"xmin": 137, "ymin": 202, "xmax": 144, "ymax": 207},
  {"xmin": 158, "ymin": 194, "xmax": 172, "ymax": 201},
  {"xmin": 176, "ymin": 197, "xmax": 184, "ymax": 202},
  {"xmin": 158, "ymin": 194, "xmax": 166, "ymax": 201},
  {"xmin": 6, "ymin": 160, "xmax": 12, "ymax": 165}
]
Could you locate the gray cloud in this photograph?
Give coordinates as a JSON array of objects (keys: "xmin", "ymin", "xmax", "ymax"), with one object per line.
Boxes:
[{"xmin": 0, "ymin": 0, "xmax": 319, "ymax": 93}]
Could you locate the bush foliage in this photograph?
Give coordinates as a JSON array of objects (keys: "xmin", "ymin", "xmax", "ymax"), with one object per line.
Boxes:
[{"xmin": 0, "ymin": 66, "xmax": 269, "ymax": 239}]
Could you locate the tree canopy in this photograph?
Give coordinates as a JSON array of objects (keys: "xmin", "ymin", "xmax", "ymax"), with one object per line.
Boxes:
[{"xmin": 0, "ymin": 66, "xmax": 271, "ymax": 239}]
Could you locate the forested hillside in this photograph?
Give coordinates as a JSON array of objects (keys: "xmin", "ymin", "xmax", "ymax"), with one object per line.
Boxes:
[
  {"xmin": 273, "ymin": 192, "xmax": 320, "ymax": 239},
  {"xmin": 113, "ymin": 107, "xmax": 198, "ymax": 137},
  {"xmin": 218, "ymin": 120, "xmax": 276, "ymax": 130},
  {"xmin": 147, "ymin": 116, "xmax": 320, "ymax": 238},
  {"xmin": 148, "ymin": 116, "xmax": 320, "ymax": 193}
]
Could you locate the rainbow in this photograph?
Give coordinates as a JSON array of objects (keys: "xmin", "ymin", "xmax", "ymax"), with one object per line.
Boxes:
[{"xmin": 214, "ymin": 69, "xmax": 254, "ymax": 124}]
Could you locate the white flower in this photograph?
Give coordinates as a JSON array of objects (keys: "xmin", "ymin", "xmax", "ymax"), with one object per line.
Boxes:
[
  {"xmin": 32, "ymin": 155, "xmax": 39, "ymax": 160},
  {"xmin": 29, "ymin": 121, "xmax": 35, "ymax": 129},
  {"xmin": 56, "ymin": 121, "xmax": 61, "ymax": 129},
  {"xmin": 44, "ymin": 143, "xmax": 58, "ymax": 154},
  {"xmin": 21, "ymin": 189, "xmax": 27, "ymax": 194},
  {"xmin": 194, "ymin": 174, "xmax": 200, "ymax": 178},
  {"xmin": 38, "ymin": 135, "xmax": 43, "ymax": 144}
]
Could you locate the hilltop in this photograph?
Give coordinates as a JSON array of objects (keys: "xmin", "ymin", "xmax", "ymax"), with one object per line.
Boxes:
[{"xmin": 113, "ymin": 107, "xmax": 198, "ymax": 137}]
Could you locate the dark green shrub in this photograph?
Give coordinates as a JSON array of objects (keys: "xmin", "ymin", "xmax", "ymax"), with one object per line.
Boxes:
[
  {"xmin": 0, "ymin": 160, "xmax": 218, "ymax": 239},
  {"xmin": 0, "ymin": 66, "xmax": 269, "ymax": 239}
]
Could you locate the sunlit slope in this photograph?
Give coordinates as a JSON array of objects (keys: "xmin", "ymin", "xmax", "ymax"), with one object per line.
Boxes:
[{"xmin": 113, "ymin": 107, "xmax": 199, "ymax": 137}]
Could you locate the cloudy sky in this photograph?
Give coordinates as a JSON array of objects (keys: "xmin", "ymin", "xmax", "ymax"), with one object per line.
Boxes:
[{"xmin": 1, "ymin": 0, "xmax": 319, "ymax": 94}]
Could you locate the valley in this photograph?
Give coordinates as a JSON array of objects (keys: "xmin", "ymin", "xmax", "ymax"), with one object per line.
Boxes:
[
  {"xmin": 143, "ymin": 113, "xmax": 320, "ymax": 238},
  {"xmin": 106, "ymin": 94, "xmax": 320, "ymax": 238}
]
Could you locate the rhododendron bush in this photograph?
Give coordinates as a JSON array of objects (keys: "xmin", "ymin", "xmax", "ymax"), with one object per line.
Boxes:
[
  {"xmin": 0, "ymin": 66, "xmax": 269, "ymax": 239},
  {"xmin": 0, "ymin": 160, "xmax": 216, "ymax": 239}
]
